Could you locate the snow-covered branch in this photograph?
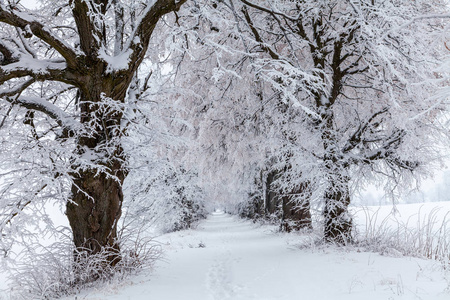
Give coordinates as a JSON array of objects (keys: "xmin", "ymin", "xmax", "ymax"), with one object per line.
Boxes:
[
  {"xmin": 239, "ymin": 0, "xmax": 298, "ymax": 22},
  {"xmin": 1, "ymin": 94, "xmax": 81, "ymax": 132},
  {"xmin": 0, "ymin": 78, "xmax": 34, "ymax": 97},
  {"xmin": 0, "ymin": 55, "xmax": 83, "ymax": 88},
  {"xmin": 126, "ymin": 0, "xmax": 187, "ymax": 71},
  {"xmin": 0, "ymin": 4, "xmax": 79, "ymax": 67}
]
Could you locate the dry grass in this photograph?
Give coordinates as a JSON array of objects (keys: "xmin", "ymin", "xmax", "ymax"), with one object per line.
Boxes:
[
  {"xmin": 7, "ymin": 236, "xmax": 161, "ymax": 299},
  {"xmin": 355, "ymin": 206, "xmax": 450, "ymax": 265}
]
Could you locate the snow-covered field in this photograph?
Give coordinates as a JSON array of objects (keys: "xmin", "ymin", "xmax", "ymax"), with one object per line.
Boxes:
[{"xmin": 45, "ymin": 202, "xmax": 450, "ymax": 300}]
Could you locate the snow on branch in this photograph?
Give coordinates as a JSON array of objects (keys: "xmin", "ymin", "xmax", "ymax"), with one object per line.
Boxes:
[
  {"xmin": 0, "ymin": 56, "xmax": 79, "ymax": 87},
  {"xmin": 0, "ymin": 4, "xmax": 79, "ymax": 67},
  {"xmin": 125, "ymin": 0, "xmax": 187, "ymax": 70},
  {"xmin": 98, "ymin": 47, "xmax": 133, "ymax": 73},
  {"xmin": 342, "ymin": 107, "xmax": 389, "ymax": 154},
  {"xmin": 241, "ymin": 5, "xmax": 280, "ymax": 61},
  {"xmin": 0, "ymin": 40, "xmax": 19, "ymax": 65},
  {"xmin": 240, "ymin": 0, "xmax": 299, "ymax": 22},
  {"xmin": 0, "ymin": 94, "xmax": 81, "ymax": 132},
  {"xmin": 383, "ymin": 13, "xmax": 450, "ymax": 39},
  {"xmin": 0, "ymin": 78, "xmax": 34, "ymax": 98}
]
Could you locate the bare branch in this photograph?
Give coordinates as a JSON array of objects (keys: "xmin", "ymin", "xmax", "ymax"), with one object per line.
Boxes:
[
  {"xmin": 342, "ymin": 107, "xmax": 389, "ymax": 153},
  {"xmin": 239, "ymin": 0, "xmax": 298, "ymax": 22},
  {"xmin": 241, "ymin": 5, "xmax": 280, "ymax": 60},
  {"xmin": 126, "ymin": 0, "xmax": 188, "ymax": 72},
  {"xmin": 363, "ymin": 129, "xmax": 407, "ymax": 163}
]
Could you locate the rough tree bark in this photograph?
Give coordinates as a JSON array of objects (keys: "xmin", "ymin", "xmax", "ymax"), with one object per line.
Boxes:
[
  {"xmin": 265, "ymin": 170, "xmax": 312, "ymax": 231},
  {"xmin": 280, "ymin": 182, "xmax": 312, "ymax": 232},
  {"xmin": 319, "ymin": 107, "xmax": 353, "ymax": 243},
  {"xmin": 265, "ymin": 171, "xmax": 279, "ymax": 216},
  {"xmin": 66, "ymin": 84, "xmax": 128, "ymax": 264},
  {"xmin": 323, "ymin": 173, "xmax": 352, "ymax": 243}
]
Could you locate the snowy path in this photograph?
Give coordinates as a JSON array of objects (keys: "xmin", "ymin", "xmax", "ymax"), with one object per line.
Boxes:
[{"xmin": 74, "ymin": 210, "xmax": 449, "ymax": 300}]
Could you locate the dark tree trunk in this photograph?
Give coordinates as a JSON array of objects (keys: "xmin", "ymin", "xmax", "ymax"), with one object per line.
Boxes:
[
  {"xmin": 66, "ymin": 81, "xmax": 127, "ymax": 265},
  {"xmin": 253, "ymin": 193, "xmax": 264, "ymax": 220},
  {"xmin": 265, "ymin": 170, "xmax": 312, "ymax": 230},
  {"xmin": 265, "ymin": 171, "xmax": 279, "ymax": 216},
  {"xmin": 323, "ymin": 176, "xmax": 352, "ymax": 244},
  {"xmin": 67, "ymin": 166, "xmax": 124, "ymax": 265},
  {"xmin": 322, "ymin": 134, "xmax": 353, "ymax": 244},
  {"xmin": 280, "ymin": 182, "xmax": 312, "ymax": 232},
  {"xmin": 0, "ymin": 0, "xmax": 188, "ymax": 273},
  {"xmin": 320, "ymin": 106, "xmax": 353, "ymax": 244}
]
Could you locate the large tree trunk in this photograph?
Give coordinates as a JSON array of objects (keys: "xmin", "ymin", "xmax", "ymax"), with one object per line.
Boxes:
[
  {"xmin": 322, "ymin": 159, "xmax": 352, "ymax": 244},
  {"xmin": 67, "ymin": 165, "xmax": 124, "ymax": 265},
  {"xmin": 320, "ymin": 107, "xmax": 353, "ymax": 244},
  {"xmin": 66, "ymin": 84, "xmax": 127, "ymax": 266},
  {"xmin": 265, "ymin": 170, "xmax": 312, "ymax": 230},
  {"xmin": 0, "ymin": 0, "xmax": 188, "ymax": 277},
  {"xmin": 280, "ymin": 182, "xmax": 312, "ymax": 232}
]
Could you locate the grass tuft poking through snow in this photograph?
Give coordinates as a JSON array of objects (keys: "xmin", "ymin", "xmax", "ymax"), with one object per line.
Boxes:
[
  {"xmin": 353, "ymin": 204, "xmax": 450, "ymax": 266},
  {"xmin": 4, "ymin": 235, "xmax": 161, "ymax": 299}
]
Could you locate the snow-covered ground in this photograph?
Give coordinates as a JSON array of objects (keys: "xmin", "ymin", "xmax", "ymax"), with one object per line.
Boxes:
[{"xmin": 53, "ymin": 204, "xmax": 450, "ymax": 300}]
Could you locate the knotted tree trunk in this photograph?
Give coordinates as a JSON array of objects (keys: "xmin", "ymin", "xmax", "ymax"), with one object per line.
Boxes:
[
  {"xmin": 0, "ymin": 0, "xmax": 187, "ymax": 272},
  {"xmin": 66, "ymin": 82, "xmax": 128, "ymax": 265},
  {"xmin": 67, "ymin": 166, "xmax": 125, "ymax": 265}
]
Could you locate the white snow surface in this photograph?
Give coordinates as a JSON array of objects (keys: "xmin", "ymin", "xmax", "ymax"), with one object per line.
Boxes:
[{"xmin": 61, "ymin": 206, "xmax": 450, "ymax": 300}]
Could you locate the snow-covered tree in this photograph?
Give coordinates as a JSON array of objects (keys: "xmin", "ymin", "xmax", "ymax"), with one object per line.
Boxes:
[
  {"xmin": 181, "ymin": 0, "xmax": 449, "ymax": 242},
  {"xmin": 238, "ymin": 0, "xmax": 450, "ymax": 243},
  {"xmin": 0, "ymin": 0, "xmax": 188, "ymax": 266}
]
